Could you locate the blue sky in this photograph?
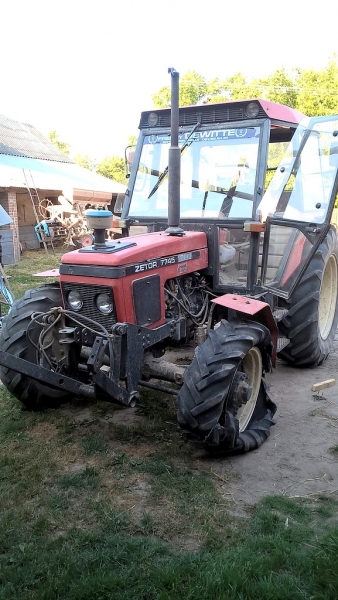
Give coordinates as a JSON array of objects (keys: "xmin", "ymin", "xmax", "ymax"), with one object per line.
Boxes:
[{"xmin": 1, "ymin": 0, "xmax": 337, "ymax": 161}]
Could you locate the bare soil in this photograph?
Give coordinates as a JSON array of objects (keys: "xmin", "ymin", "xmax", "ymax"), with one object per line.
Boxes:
[
  {"xmin": 209, "ymin": 330, "xmax": 338, "ymax": 507},
  {"xmin": 7, "ymin": 331, "xmax": 338, "ymax": 515},
  {"xmin": 61, "ymin": 331, "xmax": 338, "ymax": 510}
]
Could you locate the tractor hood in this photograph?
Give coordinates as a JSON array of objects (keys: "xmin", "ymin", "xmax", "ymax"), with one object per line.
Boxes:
[{"xmin": 60, "ymin": 231, "xmax": 208, "ymax": 270}]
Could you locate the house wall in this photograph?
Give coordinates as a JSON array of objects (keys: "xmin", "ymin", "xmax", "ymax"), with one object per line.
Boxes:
[
  {"xmin": 0, "ymin": 191, "xmax": 20, "ymax": 264},
  {"xmin": 17, "ymin": 190, "xmax": 40, "ymax": 251},
  {"xmin": 0, "ymin": 188, "xmax": 65, "ymax": 262},
  {"xmin": 17, "ymin": 188, "xmax": 65, "ymax": 253}
]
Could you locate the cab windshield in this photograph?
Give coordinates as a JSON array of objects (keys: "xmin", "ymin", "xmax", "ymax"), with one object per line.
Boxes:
[{"xmin": 128, "ymin": 126, "xmax": 261, "ymax": 219}]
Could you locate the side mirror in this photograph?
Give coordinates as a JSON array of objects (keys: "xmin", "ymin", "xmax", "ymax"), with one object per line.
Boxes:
[{"xmin": 125, "ymin": 145, "xmax": 136, "ymax": 178}]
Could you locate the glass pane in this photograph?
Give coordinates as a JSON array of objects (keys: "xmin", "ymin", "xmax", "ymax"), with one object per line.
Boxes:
[
  {"xmin": 219, "ymin": 227, "xmax": 250, "ymax": 287},
  {"xmin": 263, "ymin": 224, "xmax": 312, "ymax": 294},
  {"xmin": 258, "ymin": 117, "xmax": 338, "ymax": 224},
  {"xmin": 129, "ymin": 127, "xmax": 261, "ymax": 219}
]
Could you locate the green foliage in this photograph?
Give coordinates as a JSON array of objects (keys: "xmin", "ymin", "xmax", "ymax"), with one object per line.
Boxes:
[
  {"xmin": 48, "ymin": 130, "xmax": 70, "ymax": 155},
  {"xmin": 151, "ymin": 56, "xmax": 338, "ymax": 116},
  {"xmin": 295, "ymin": 57, "xmax": 338, "ymax": 115},
  {"xmin": 97, "ymin": 155, "xmax": 126, "ymax": 183},
  {"xmin": 257, "ymin": 67, "xmax": 298, "ymax": 107},
  {"xmin": 73, "ymin": 153, "xmax": 97, "ymax": 171},
  {"xmin": 152, "ymin": 70, "xmax": 207, "ymax": 107},
  {"xmin": 128, "ymin": 134, "xmax": 138, "ymax": 147}
]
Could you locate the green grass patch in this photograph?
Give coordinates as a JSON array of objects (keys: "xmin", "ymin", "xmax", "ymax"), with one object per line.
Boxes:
[
  {"xmin": 1, "ymin": 252, "xmax": 338, "ymax": 597},
  {"xmin": 1, "ymin": 249, "xmax": 64, "ymax": 309},
  {"xmin": 58, "ymin": 466, "xmax": 100, "ymax": 490}
]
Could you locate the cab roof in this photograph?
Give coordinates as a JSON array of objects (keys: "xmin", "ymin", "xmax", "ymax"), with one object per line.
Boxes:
[{"xmin": 139, "ymin": 99, "xmax": 305, "ymax": 130}]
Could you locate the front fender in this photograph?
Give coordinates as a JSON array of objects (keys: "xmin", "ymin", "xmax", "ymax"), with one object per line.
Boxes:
[{"xmin": 211, "ymin": 294, "xmax": 278, "ymax": 366}]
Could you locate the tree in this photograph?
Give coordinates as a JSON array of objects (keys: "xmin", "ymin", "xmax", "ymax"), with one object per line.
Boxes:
[
  {"xmin": 152, "ymin": 70, "xmax": 207, "ymax": 107},
  {"xmin": 97, "ymin": 156, "xmax": 126, "ymax": 183},
  {"xmin": 73, "ymin": 153, "xmax": 97, "ymax": 171},
  {"xmin": 255, "ymin": 68, "xmax": 298, "ymax": 107},
  {"xmin": 48, "ymin": 131, "xmax": 70, "ymax": 155},
  {"xmin": 295, "ymin": 57, "xmax": 338, "ymax": 115},
  {"xmin": 149, "ymin": 58, "xmax": 338, "ymax": 116}
]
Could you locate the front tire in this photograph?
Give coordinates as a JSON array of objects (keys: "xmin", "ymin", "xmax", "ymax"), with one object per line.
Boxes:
[
  {"xmin": 0, "ymin": 284, "xmax": 73, "ymax": 410},
  {"xmin": 278, "ymin": 227, "xmax": 338, "ymax": 366},
  {"xmin": 177, "ymin": 320, "xmax": 276, "ymax": 454}
]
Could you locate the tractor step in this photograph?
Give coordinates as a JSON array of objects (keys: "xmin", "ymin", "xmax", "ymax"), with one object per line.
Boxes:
[
  {"xmin": 273, "ymin": 308, "xmax": 289, "ymax": 322},
  {"xmin": 277, "ymin": 336, "xmax": 290, "ymax": 352}
]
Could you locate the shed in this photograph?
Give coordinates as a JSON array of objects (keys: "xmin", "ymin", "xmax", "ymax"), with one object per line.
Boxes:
[{"xmin": 0, "ymin": 114, "xmax": 126, "ymax": 264}]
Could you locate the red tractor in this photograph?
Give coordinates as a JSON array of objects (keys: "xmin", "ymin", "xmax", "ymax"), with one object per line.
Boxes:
[{"xmin": 1, "ymin": 68, "xmax": 338, "ymax": 455}]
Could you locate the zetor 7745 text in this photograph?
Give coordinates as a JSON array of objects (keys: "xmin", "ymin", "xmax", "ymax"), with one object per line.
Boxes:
[{"xmin": 1, "ymin": 69, "xmax": 338, "ymax": 456}]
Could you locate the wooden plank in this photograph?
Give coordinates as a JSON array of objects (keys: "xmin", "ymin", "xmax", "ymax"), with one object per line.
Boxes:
[{"xmin": 311, "ymin": 379, "xmax": 336, "ymax": 392}]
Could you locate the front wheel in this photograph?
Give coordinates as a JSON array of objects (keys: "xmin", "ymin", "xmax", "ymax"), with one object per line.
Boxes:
[
  {"xmin": 0, "ymin": 284, "xmax": 73, "ymax": 410},
  {"xmin": 177, "ymin": 319, "xmax": 276, "ymax": 454}
]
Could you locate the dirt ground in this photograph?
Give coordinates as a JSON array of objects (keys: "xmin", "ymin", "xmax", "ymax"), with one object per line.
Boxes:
[
  {"xmin": 57, "ymin": 332, "xmax": 338, "ymax": 509},
  {"xmin": 209, "ymin": 330, "xmax": 338, "ymax": 507},
  {"xmin": 3, "ymin": 330, "xmax": 338, "ymax": 512}
]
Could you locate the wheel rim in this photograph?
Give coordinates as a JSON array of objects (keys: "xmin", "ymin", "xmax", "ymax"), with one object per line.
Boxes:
[
  {"xmin": 319, "ymin": 255, "xmax": 338, "ymax": 340},
  {"xmin": 237, "ymin": 347, "xmax": 262, "ymax": 432}
]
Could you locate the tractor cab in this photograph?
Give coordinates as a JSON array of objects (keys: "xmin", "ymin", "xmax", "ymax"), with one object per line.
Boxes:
[
  {"xmin": 257, "ymin": 115, "xmax": 338, "ymax": 298},
  {"xmin": 121, "ymin": 98, "xmax": 305, "ymax": 294}
]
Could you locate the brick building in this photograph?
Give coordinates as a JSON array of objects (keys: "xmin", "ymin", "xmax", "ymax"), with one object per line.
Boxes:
[{"xmin": 0, "ymin": 114, "xmax": 126, "ymax": 264}]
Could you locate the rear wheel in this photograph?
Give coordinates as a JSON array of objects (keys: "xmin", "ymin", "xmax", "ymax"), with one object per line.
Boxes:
[
  {"xmin": 177, "ymin": 320, "xmax": 276, "ymax": 454},
  {"xmin": 278, "ymin": 227, "xmax": 338, "ymax": 366},
  {"xmin": 0, "ymin": 284, "xmax": 73, "ymax": 410}
]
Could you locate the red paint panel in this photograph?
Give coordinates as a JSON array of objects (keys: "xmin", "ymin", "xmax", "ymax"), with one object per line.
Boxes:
[
  {"xmin": 60, "ymin": 247, "xmax": 208, "ymax": 328},
  {"xmin": 61, "ymin": 231, "xmax": 208, "ymax": 267},
  {"xmin": 33, "ymin": 269, "xmax": 60, "ymax": 277},
  {"xmin": 212, "ymin": 294, "xmax": 270, "ymax": 314},
  {"xmin": 280, "ymin": 236, "xmax": 306, "ymax": 286},
  {"xmin": 257, "ymin": 99, "xmax": 305, "ymax": 124},
  {"xmin": 211, "ymin": 293, "xmax": 278, "ymax": 366}
]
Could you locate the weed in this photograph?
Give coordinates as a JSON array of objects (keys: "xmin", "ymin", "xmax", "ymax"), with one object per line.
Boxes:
[
  {"xmin": 81, "ymin": 433, "xmax": 109, "ymax": 455},
  {"xmin": 58, "ymin": 467, "xmax": 100, "ymax": 489}
]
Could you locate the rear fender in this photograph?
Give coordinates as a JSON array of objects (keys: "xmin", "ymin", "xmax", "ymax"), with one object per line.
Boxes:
[{"xmin": 211, "ymin": 294, "xmax": 278, "ymax": 366}]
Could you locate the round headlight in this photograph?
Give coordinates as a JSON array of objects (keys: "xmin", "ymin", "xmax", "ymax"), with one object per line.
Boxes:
[
  {"xmin": 245, "ymin": 102, "xmax": 260, "ymax": 118},
  {"xmin": 67, "ymin": 290, "xmax": 83, "ymax": 311},
  {"xmin": 147, "ymin": 112, "xmax": 158, "ymax": 126},
  {"xmin": 96, "ymin": 293, "xmax": 114, "ymax": 315}
]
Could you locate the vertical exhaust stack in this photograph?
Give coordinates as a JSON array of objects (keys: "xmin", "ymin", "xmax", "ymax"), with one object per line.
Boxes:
[{"xmin": 166, "ymin": 67, "xmax": 184, "ymax": 236}]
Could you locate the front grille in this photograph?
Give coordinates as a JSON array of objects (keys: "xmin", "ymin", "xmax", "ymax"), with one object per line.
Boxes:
[{"xmin": 61, "ymin": 283, "xmax": 116, "ymax": 329}]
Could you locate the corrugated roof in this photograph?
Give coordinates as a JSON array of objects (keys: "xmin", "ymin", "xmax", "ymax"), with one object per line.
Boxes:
[
  {"xmin": 0, "ymin": 114, "xmax": 74, "ymax": 163},
  {"xmin": 0, "ymin": 154, "xmax": 126, "ymax": 196}
]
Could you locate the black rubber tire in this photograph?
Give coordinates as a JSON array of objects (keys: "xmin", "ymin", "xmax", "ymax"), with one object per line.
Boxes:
[
  {"xmin": 177, "ymin": 319, "xmax": 276, "ymax": 455},
  {"xmin": 0, "ymin": 284, "xmax": 73, "ymax": 410},
  {"xmin": 278, "ymin": 226, "xmax": 338, "ymax": 366}
]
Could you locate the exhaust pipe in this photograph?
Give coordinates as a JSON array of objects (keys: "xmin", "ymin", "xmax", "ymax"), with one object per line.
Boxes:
[{"xmin": 166, "ymin": 67, "xmax": 184, "ymax": 236}]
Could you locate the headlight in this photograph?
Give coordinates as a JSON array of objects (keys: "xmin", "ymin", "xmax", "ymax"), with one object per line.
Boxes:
[
  {"xmin": 96, "ymin": 293, "xmax": 114, "ymax": 315},
  {"xmin": 147, "ymin": 112, "xmax": 158, "ymax": 126},
  {"xmin": 245, "ymin": 102, "xmax": 260, "ymax": 118},
  {"xmin": 67, "ymin": 290, "xmax": 83, "ymax": 311}
]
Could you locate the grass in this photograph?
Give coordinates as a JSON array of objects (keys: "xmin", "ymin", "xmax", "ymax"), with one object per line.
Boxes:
[
  {"xmin": 2, "ymin": 248, "xmax": 65, "ymax": 305},
  {"xmin": 1, "ymin": 387, "xmax": 338, "ymax": 599},
  {"xmin": 1, "ymin": 249, "xmax": 338, "ymax": 598}
]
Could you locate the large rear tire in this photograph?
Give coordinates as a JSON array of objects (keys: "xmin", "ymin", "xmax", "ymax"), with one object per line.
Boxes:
[
  {"xmin": 0, "ymin": 284, "xmax": 73, "ymax": 410},
  {"xmin": 278, "ymin": 227, "xmax": 338, "ymax": 366},
  {"xmin": 177, "ymin": 319, "xmax": 276, "ymax": 454}
]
